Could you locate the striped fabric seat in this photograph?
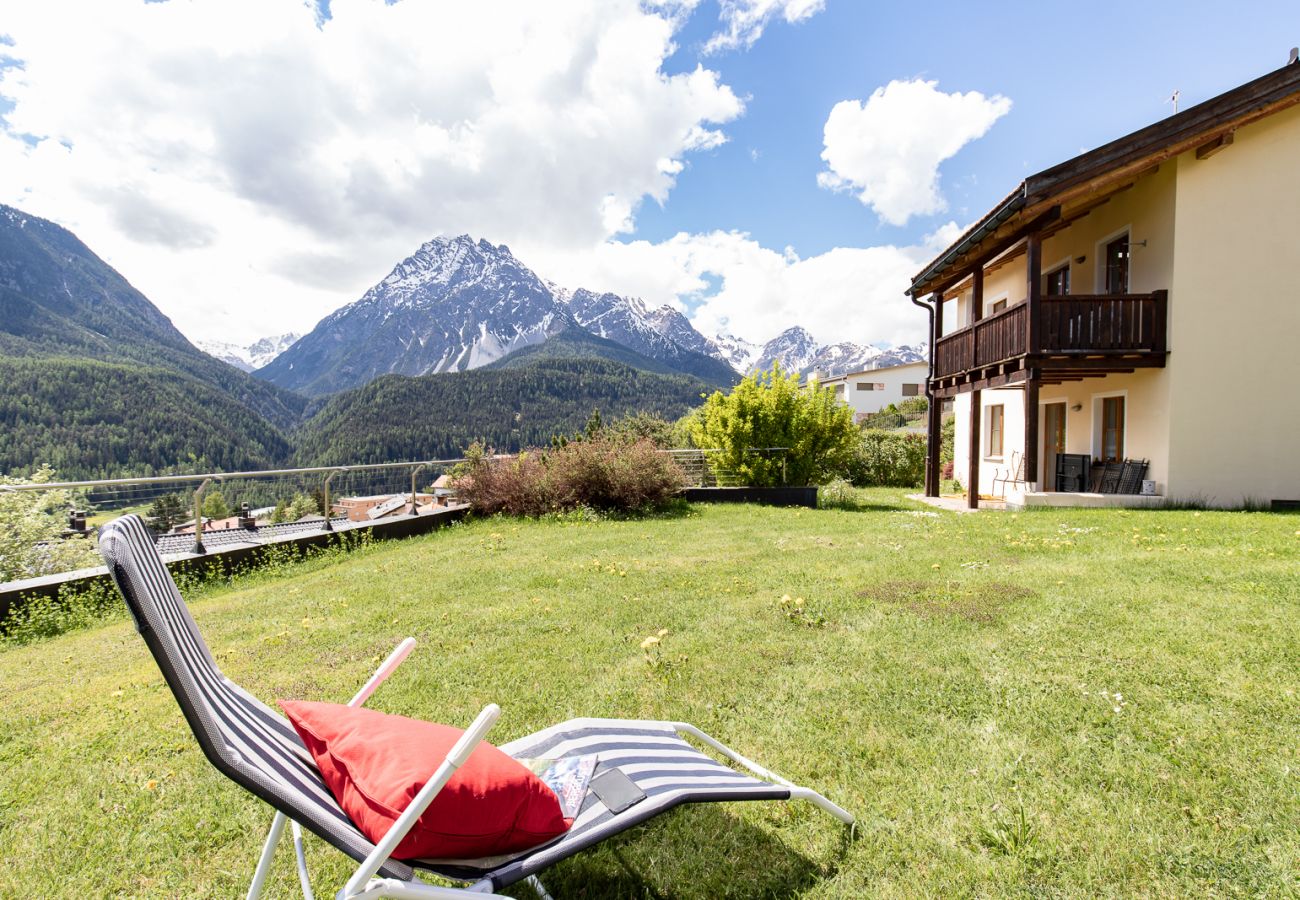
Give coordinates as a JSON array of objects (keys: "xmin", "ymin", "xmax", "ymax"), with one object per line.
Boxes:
[
  {"xmin": 99, "ymin": 516, "xmax": 416, "ymax": 882},
  {"xmin": 101, "ymin": 514, "xmax": 846, "ymax": 896},
  {"xmin": 425, "ymin": 719, "xmax": 790, "ymax": 888}
]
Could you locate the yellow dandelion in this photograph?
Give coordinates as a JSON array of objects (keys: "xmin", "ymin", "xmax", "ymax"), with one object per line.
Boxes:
[
  {"xmin": 656, "ymin": 628, "xmax": 669, "ymax": 637},
  {"xmin": 931, "ymin": 563, "xmax": 941, "ymax": 570},
  {"xmin": 640, "ymin": 635, "xmax": 660, "ymax": 650},
  {"xmin": 144, "ymin": 780, "xmax": 158, "ymax": 791}
]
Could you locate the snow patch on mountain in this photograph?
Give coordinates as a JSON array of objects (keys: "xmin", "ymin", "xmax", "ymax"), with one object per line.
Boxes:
[{"xmin": 197, "ymin": 333, "xmax": 301, "ymax": 372}]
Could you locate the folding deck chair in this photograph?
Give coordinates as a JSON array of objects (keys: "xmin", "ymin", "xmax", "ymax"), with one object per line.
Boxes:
[{"xmin": 98, "ymin": 516, "xmax": 853, "ymax": 900}]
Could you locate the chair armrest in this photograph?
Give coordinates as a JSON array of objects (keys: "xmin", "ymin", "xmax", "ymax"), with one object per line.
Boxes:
[
  {"xmin": 341, "ymin": 704, "xmax": 501, "ymax": 897},
  {"xmin": 348, "ymin": 638, "xmax": 417, "ymax": 708}
]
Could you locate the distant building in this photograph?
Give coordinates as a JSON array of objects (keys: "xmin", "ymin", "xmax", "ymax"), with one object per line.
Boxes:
[
  {"xmin": 817, "ymin": 361, "xmax": 929, "ymax": 422},
  {"xmin": 332, "ymin": 493, "xmax": 435, "ymax": 522}
]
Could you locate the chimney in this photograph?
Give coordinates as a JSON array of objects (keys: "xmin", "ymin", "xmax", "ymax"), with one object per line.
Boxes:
[{"xmin": 238, "ymin": 502, "xmax": 256, "ymax": 530}]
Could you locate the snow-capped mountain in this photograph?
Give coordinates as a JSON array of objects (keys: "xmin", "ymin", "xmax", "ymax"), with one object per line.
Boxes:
[
  {"xmin": 749, "ymin": 326, "xmax": 821, "ymax": 376},
  {"xmin": 197, "ymin": 333, "xmax": 301, "ymax": 372},
  {"xmin": 565, "ymin": 289, "xmax": 735, "ymax": 383},
  {"xmin": 708, "ymin": 333, "xmax": 763, "ymax": 373},
  {"xmin": 256, "ymin": 235, "xmax": 733, "ymax": 396},
  {"xmin": 725, "ymin": 327, "xmax": 926, "ymax": 379}
]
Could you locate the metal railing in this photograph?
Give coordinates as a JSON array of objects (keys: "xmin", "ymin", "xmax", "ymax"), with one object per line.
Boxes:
[
  {"xmin": 1, "ymin": 447, "xmax": 790, "ymax": 555},
  {"xmin": 0, "ymin": 459, "xmax": 478, "ymax": 555}
]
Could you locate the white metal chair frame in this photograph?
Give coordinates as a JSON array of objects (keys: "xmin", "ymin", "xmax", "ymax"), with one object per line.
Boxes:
[
  {"xmin": 247, "ymin": 637, "xmax": 854, "ymax": 900},
  {"xmin": 991, "ymin": 450, "xmax": 1029, "ymax": 498}
]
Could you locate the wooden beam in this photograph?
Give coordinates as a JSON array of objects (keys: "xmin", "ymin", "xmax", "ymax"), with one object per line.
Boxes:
[
  {"xmin": 1023, "ymin": 372, "xmax": 1039, "ymax": 487},
  {"xmin": 1026, "ymin": 230, "xmax": 1042, "ymax": 358},
  {"xmin": 971, "ymin": 266, "xmax": 984, "ymax": 324},
  {"xmin": 967, "ymin": 389, "xmax": 981, "ymax": 509}
]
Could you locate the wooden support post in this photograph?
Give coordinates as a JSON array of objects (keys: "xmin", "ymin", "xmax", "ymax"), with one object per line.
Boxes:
[
  {"xmin": 1023, "ymin": 372, "xmax": 1040, "ymax": 489},
  {"xmin": 926, "ymin": 293, "xmax": 945, "ymax": 497},
  {"xmin": 971, "ymin": 267, "xmax": 984, "ymax": 323},
  {"xmin": 1026, "ymin": 232, "xmax": 1042, "ymax": 356},
  {"xmin": 967, "ymin": 389, "xmax": 981, "ymax": 509}
]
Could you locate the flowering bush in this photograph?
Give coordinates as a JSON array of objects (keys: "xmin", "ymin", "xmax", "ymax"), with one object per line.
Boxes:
[{"xmin": 452, "ymin": 436, "xmax": 685, "ymax": 516}]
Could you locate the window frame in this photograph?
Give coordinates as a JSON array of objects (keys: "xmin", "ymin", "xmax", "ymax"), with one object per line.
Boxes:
[
  {"xmin": 985, "ymin": 403, "xmax": 1005, "ymax": 459},
  {"xmin": 1095, "ymin": 226, "xmax": 1132, "ymax": 293}
]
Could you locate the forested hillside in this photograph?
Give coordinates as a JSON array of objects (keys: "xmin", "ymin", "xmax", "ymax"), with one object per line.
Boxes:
[
  {"xmin": 484, "ymin": 327, "xmax": 733, "ymax": 386},
  {"xmin": 0, "ymin": 357, "xmax": 293, "ymax": 479},
  {"xmin": 0, "ymin": 204, "xmax": 307, "ymax": 430},
  {"xmin": 294, "ymin": 357, "xmax": 708, "ymax": 465}
]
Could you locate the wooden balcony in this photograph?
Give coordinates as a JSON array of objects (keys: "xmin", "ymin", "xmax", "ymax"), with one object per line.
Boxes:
[{"xmin": 931, "ymin": 291, "xmax": 1168, "ymax": 396}]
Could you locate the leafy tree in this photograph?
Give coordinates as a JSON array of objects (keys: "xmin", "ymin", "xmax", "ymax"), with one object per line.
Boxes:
[
  {"xmin": 147, "ymin": 493, "xmax": 188, "ymax": 531},
  {"xmin": 285, "ymin": 492, "xmax": 321, "ymax": 520},
  {"xmin": 269, "ymin": 500, "xmax": 289, "ymax": 524},
  {"xmin": 201, "ymin": 490, "xmax": 231, "ymax": 520},
  {"xmin": 690, "ymin": 364, "xmax": 858, "ymax": 486},
  {"xmin": 606, "ymin": 412, "xmax": 679, "ymax": 448},
  {"xmin": 0, "ymin": 466, "xmax": 99, "ymax": 582}
]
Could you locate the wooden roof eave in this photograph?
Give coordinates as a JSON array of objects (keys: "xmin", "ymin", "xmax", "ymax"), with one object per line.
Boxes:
[{"xmin": 909, "ymin": 60, "xmax": 1300, "ymax": 299}]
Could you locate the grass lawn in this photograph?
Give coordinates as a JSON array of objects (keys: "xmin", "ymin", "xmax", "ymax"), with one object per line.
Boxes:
[{"xmin": 1, "ymin": 490, "xmax": 1297, "ymax": 897}]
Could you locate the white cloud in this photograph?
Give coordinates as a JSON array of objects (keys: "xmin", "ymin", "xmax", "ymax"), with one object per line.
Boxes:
[
  {"xmin": 0, "ymin": 0, "xmax": 742, "ymax": 342},
  {"xmin": 527, "ymin": 225, "xmax": 958, "ymax": 348},
  {"xmin": 818, "ymin": 78, "xmax": 1011, "ymax": 226},
  {"xmin": 703, "ymin": 0, "xmax": 825, "ymax": 53}
]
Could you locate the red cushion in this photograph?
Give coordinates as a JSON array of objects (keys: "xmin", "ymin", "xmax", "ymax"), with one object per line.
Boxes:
[{"xmin": 278, "ymin": 700, "xmax": 570, "ymax": 859}]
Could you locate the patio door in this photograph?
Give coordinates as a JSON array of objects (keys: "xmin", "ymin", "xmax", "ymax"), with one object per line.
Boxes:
[{"xmin": 1043, "ymin": 402, "xmax": 1067, "ymax": 490}]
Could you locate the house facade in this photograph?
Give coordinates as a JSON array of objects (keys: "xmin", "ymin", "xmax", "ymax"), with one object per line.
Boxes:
[
  {"xmin": 818, "ymin": 361, "xmax": 928, "ymax": 422},
  {"xmin": 909, "ymin": 58, "xmax": 1300, "ymax": 509}
]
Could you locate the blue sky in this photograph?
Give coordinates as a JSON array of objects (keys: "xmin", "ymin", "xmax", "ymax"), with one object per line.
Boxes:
[
  {"xmin": 645, "ymin": 0, "xmax": 1300, "ymax": 258},
  {"xmin": 1, "ymin": 1, "xmax": 1297, "ymax": 347}
]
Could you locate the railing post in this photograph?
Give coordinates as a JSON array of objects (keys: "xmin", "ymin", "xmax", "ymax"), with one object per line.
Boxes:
[
  {"xmin": 192, "ymin": 477, "xmax": 213, "ymax": 555},
  {"xmin": 322, "ymin": 468, "xmax": 345, "ymax": 532},
  {"xmin": 1152, "ymin": 289, "xmax": 1168, "ymax": 355},
  {"xmin": 410, "ymin": 464, "xmax": 427, "ymax": 513}
]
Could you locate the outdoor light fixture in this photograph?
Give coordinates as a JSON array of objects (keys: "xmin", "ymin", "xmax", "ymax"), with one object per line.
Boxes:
[{"xmin": 1071, "ymin": 403, "xmax": 1083, "ymax": 412}]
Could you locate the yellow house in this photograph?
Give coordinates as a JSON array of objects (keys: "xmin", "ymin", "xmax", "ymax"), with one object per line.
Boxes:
[{"xmin": 908, "ymin": 56, "xmax": 1300, "ymax": 509}]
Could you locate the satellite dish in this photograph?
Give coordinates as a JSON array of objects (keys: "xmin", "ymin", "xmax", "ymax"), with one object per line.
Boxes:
[{"xmin": 1290, "ymin": 47, "xmax": 1299, "ymax": 65}]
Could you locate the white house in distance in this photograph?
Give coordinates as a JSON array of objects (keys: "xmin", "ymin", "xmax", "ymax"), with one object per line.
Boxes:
[
  {"xmin": 818, "ymin": 361, "xmax": 928, "ymax": 422},
  {"xmin": 908, "ymin": 55, "xmax": 1300, "ymax": 510}
]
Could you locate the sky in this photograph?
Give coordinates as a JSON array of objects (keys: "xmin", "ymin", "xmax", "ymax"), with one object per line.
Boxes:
[{"xmin": 1, "ymin": 0, "xmax": 1298, "ymax": 349}]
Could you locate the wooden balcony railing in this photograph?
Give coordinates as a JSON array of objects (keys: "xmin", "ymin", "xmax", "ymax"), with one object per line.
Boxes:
[{"xmin": 933, "ymin": 291, "xmax": 1167, "ymax": 381}]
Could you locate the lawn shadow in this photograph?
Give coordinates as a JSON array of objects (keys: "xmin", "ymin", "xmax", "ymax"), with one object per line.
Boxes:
[
  {"xmin": 818, "ymin": 498, "xmax": 914, "ymax": 513},
  {"xmin": 519, "ymin": 803, "xmax": 838, "ymax": 899}
]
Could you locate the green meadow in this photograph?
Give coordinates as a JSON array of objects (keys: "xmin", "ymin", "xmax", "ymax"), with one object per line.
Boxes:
[{"xmin": 1, "ymin": 491, "xmax": 1296, "ymax": 897}]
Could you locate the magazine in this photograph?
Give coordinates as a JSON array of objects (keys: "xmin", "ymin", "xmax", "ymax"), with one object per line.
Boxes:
[{"xmin": 517, "ymin": 754, "xmax": 598, "ymax": 819}]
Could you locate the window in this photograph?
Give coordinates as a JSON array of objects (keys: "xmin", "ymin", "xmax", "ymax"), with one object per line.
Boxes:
[
  {"xmin": 1104, "ymin": 234, "xmax": 1130, "ymax": 293},
  {"xmin": 855, "ymin": 382, "xmax": 875, "ymax": 391},
  {"xmin": 1045, "ymin": 264, "xmax": 1071, "ymax": 295},
  {"xmin": 901, "ymin": 383, "xmax": 920, "ymax": 396},
  {"xmin": 1101, "ymin": 396, "xmax": 1125, "ymax": 462},
  {"xmin": 990, "ymin": 298, "xmax": 1008, "ymax": 314},
  {"xmin": 986, "ymin": 404, "xmax": 1005, "ymax": 458}
]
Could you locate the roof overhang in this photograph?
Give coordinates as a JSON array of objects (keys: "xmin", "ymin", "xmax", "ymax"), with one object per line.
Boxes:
[{"xmin": 908, "ymin": 58, "xmax": 1300, "ymax": 299}]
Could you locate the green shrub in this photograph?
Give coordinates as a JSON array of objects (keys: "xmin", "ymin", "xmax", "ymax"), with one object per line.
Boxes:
[
  {"xmin": 689, "ymin": 364, "xmax": 857, "ymax": 486},
  {"xmin": 847, "ymin": 430, "xmax": 927, "ymax": 487},
  {"xmin": 452, "ymin": 437, "xmax": 686, "ymax": 516}
]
